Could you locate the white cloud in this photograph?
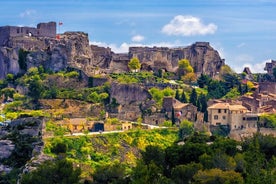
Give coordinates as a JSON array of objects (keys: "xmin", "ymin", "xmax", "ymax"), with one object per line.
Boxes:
[
  {"xmin": 131, "ymin": 35, "xmax": 145, "ymax": 42},
  {"xmin": 162, "ymin": 15, "xmax": 217, "ymax": 36},
  {"xmin": 232, "ymin": 55, "xmax": 268, "ymax": 73},
  {"xmin": 20, "ymin": 9, "xmax": 37, "ymax": 18},
  {"xmin": 240, "ymin": 60, "xmax": 269, "ymax": 73},
  {"xmin": 237, "ymin": 42, "xmax": 246, "ymax": 48}
]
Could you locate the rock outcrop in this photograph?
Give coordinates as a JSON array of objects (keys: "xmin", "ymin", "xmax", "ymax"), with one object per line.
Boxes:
[
  {"xmin": 91, "ymin": 42, "xmax": 225, "ymax": 77},
  {"xmin": 0, "ymin": 27, "xmax": 224, "ymax": 79},
  {"xmin": 0, "ymin": 32, "xmax": 93, "ymax": 79},
  {"xmin": 0, "ymin": 140, "xmax": 15, "ymax": 159},
  {"xmin": 128, "ymin": 42, "xmax": 224, "ymax": 77},
  {"xmin": 109, "ymin": 83, "xmax": 151, "ymax": 121}
]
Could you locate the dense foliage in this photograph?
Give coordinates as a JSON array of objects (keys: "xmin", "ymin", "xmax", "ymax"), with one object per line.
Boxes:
[{"xmin": 38, "ymin": 130, "xmax": 276, "ymax": 184}]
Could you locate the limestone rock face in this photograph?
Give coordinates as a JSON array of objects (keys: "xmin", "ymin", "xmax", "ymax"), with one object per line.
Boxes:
[
  {"xmin": 109, "ymin": 82, "xmax": 151, "ymax": 121},
  {"xmin": 0, "ymin": 140, "xmax": 15, "ymax": 159},
  {"xmin": 128, "ymin": 42, "xmax": 224, "ymax": 77},
  {"xmin": 0, "ymin": 32, "xmax": 93, "ymax": 79},
  {"xmin": 91, "ymin": 42, "xmax": 225, "ymax": 77},
  {"xmin": 110, "ymin": 82, "xmax": 151, "ymax": 105},
  {"xmin": 0, "ymin": 31, "xmax": 224, "ymax": 79},
  {"xmin": 0, "ymin": 47, "xmax": 20, "ymax": 79}
]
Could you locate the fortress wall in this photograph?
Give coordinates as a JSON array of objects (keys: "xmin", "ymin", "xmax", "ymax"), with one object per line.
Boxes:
[
  {"xmin": 0, "ymin": 22, "xmax": 56, "ymax": 46},
  {"xmin": 0, "ymin": 27, "xmax": 10, "ymax": 45},
  {"xmin": 37, "ymin": 22, "xmax": 56, "ymax": 38},
  {"xmin": 9, "ymin": 26, "xmax": 38, "ymax": 37}
]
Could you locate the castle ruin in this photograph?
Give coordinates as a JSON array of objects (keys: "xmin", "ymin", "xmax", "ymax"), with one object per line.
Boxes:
[{"xmin": 0, "ymin": 22, "xmax": 56, "ymax": 46}]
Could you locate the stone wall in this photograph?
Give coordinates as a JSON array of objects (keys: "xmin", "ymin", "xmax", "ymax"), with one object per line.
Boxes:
[
  {"xmin": 0, "ymin": 22, "xmax": 56, "ymax": 46},
  {"xmin": 258, "ymin": 82, "xmax": 276, "ymax": 94}
]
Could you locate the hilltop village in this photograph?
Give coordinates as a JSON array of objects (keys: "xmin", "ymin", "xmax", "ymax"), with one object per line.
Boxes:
[{"xmin": 0, "ymin": 22, "xmax": 276, "ymax": 183}]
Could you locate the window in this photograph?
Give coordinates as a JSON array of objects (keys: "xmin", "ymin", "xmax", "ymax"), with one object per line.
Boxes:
[
  {"xmin": 214, "ymin": 115, "xmax": 218, "ymax": 120},
  {"xmin": 216, "ymin": 123, "xmax": 221, "ymax": 125},
  {"xmin": 224, "ymin": 109, "xmax": 227, "ymax": 113},
  {"xmin": 17, "ymin": 28, "xmax": 20, "ymax": 33},
  {"xmin": 223, "ymin": 116, "xmax": 226, "ymax": 120},
  {"xmin": 218, "ymin": 109, "xmax": 221, "ymax": 113}
]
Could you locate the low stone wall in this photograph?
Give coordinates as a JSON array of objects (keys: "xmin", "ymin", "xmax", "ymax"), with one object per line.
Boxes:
[{"xmin": 259, "ymin": 128, "xmax": 276, "ymax": 136}]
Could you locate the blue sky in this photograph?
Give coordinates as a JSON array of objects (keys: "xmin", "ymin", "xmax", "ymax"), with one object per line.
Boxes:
[{"xmin": 1, "ymin": 0, "xmax": 276, "ymax": 73}]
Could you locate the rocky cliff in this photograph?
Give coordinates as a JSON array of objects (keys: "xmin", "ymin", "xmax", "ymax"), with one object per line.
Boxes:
[
  {"xmin": 128, "ymin": 42, "xmax": 224, "ymax": 77},
  {"xmin": 91, "ymin": 42, "xmax": 225, "ymax": 77},
  {"xmin": 0, "ymin": 32, "xmax": 93, "ymax": 79},
  {"xmin": 0, "ymin": 30, "xmax": 224, "ymax": 79}
]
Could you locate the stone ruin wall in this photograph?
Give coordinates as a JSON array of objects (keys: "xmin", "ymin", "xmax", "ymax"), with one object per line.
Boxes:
[{"xmin": 0, "ymin": 22, "xmax": 56, "ymax": 46}]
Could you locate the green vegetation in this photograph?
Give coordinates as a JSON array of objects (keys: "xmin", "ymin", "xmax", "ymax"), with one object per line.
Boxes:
[
  {"xmin": 128, "ymin": 57, "xmax": 141, "ymax": 72},
  {"xmin": 149, "ymin": 87, "xmax": 175, "ymax": 106},
  {"xmin": 259, "ymin": 114, "xmax": 276, "ymax": 128},
  {"xmin": 18, "ymin": 48, "xmax": 30, "ymax": 71},
  {"xmin": 43, "ymin": 129, "xmax": 178, "ymax": 181},
  {"xmin": 110, "ymin": 71, "xmax": 166, "ymax": 84},
  {"xmin": 21, "ymin": 158, "xmax": 81, "ymax": 184}
]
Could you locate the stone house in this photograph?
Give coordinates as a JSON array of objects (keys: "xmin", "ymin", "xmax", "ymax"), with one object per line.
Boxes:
[
  {"xmin": 143, "ymin": 97, "xmax": 197, "ymax": 126},
  {"xmin": 164, "ymin": 97, "xmax": 197, "ymax": 123},
  {"xmin": 207, "ymin": 103, "xmax": 258, "ymax": 130},
  {"xmin": 122, "ymin": 122, "xmax": 132, "ymax": 131},
  {"xmin": 57, "ymin": 118, "xmax": 94, "ymax": 133},
  {"xmin": 240, "ymin": 82, "xmax": 276, "ymax": 113}
]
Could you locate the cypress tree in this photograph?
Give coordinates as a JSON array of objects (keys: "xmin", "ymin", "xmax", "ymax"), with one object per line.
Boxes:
[
  {"xmin": 175, "ymin": 89, "xmax": 180, "ymax": 101},
  {"xmin": 180, "ymin": 90, "xmax": 187, "ymax": 103},
  {"xmin": 189, "ymin": 88, "xmax": 197, "ymax": 106},
  {"xmin": 171, "ymin": 107, "xmax": 176, "ymax": 125}
]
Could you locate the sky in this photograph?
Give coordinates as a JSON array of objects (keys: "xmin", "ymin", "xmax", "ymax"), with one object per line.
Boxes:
[{"xmin": 1, "ymin": 0, "xmax": 276, "ymax": 73}]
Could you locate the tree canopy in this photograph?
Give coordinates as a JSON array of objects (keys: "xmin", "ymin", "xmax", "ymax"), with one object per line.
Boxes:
[{"xmin": 128, "ymin": 57, "xmax": 141, "ymax": 71}]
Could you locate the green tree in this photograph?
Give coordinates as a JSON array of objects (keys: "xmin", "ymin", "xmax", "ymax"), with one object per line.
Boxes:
[
  {"xmin": 197, "ymin": 93, "xmax": 207, "ymax": 113},
  {"xmin": 171, "ymin": 107, "xmax": 176, "ymax": 125},
  {"xmin": 178, "ymin": 59, "xmax": 194, "ymax": 79},
  {"xmin": 178, "ymin": 59, "xmax": 194, "ymax": 74},
  {"xmin": 132, "ymin": 161, "xmax": 170, "ymax": 184},
  {"xmin": 273, "ymin": 67, "xmax": 276, "ymax": 80},
  {"xmin": 141, "ymin": 145, "xmax": 165, "ymax": 169},
  {"xmin": 0, "ymin": 87, "xmax": 16, "ymax": 101},
  {"xmin": 178, "ymin": 120, "xmax": 194, "ymax": 140},
  {"xmin": 180, "ymin": 90, "xmax": 187, "ymax": 103},
  {"xmin": 21, "ymin": 158, "xmax": 81, "ymax": 184},
  {"xmin": 175, "ymin": 89, "xmax": 180, "ymax": 101},
  {"xmin": 189, "ymin": 88, "xmax": 197, "ymax": 106},
  {"xmin": 172, "ymin": 162, "xmax": 203, "ymax": 184},
  {"xmin": 128, "ymin": 57, "xmax": 141, "ymax": 72},
  {"xmin": 197, "ymin": 74, "xmax": 211, "ymax": 88},
  {"xmin": 18, "ymin": 48, "xmax": 29, "ymax": 71},
  {"xmin": 207, "ymin": 80, "xmax": 226, "ymax": 99},
  {"xmin": 93, "ymin": 162, "xmax": 127, "ymax": 184},
  {"xmin": 223, "ymin": 87, "xmax": 240, "ymax": 99},
  {"xmin": 244, "ymin": 136, "xmax": 266, "ymax": 184},
  {"xmin": 28, "ymin": 75, "xmax": 43, "ymax": 103},
  {"xmin": 193, "ymin": 168, "xmax": 244, "ymax": 184}
]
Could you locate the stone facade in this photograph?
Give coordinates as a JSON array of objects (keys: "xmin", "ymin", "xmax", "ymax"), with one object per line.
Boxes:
[
  {"xmin": 0, "ymin": 22, "xmax": 56, "ymax": 46},
  {"xmin": 162, "ymin": 97, "xmax": 198, "ymax": 123},
  {"xmin": 207, "ymin": 103, "xmax": 258, "ymax": 131},
  {"xmin": 264, "ymin": 60, "xmax": 276, "ymax": 78},
  {"xmin": 240, "ymin": 82, "xmax": 276, "ymax": 113}
]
